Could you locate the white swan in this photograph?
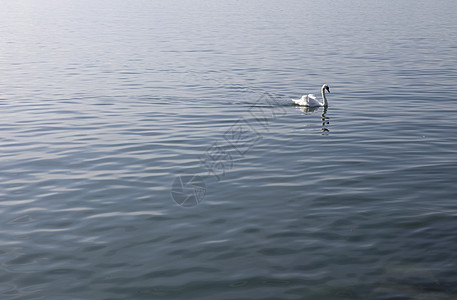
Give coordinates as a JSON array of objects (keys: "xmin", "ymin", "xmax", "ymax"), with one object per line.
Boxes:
[{"xmin": 292, "ymin": 84, "xmax": 330, "ymax": 107}]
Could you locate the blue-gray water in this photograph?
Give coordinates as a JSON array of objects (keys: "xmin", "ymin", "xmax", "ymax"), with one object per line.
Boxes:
[{"xmin": 1, "ymin": 0, "xmax": 457, "ymax": 299}]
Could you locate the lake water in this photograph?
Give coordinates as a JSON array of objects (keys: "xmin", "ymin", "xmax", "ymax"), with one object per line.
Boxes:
[{"xmin": 1, "ymin": 0, "xmax": 457, "ymax": 299}]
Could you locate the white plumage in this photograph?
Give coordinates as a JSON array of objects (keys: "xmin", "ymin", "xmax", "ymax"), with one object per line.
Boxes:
[{"xmin": 292, "ymin": 84, "xmax": 330, "ymax": 107}]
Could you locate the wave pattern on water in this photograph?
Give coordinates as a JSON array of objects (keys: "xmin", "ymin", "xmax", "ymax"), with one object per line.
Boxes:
[{"xmin": 1, "ymin": 0, "xmax": 457, "ymax": 299}]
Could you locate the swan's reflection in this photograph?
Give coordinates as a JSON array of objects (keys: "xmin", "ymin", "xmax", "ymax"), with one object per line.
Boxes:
[
  {"xmin": 321, "ymin": 107, "xmax": 330, "ymax": 134},
  {"xmin": 296, "ymin": 106, "xmax": 330, "ymax": 134},
  {"xmin": 298, "ymin": 106, "xmax": 321, "ymax": 114}
]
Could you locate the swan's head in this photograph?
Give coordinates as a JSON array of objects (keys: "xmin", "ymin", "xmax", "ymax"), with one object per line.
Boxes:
[{"xmin": 322, "ymin": 84, "xmax": 330, "ymax": 93}]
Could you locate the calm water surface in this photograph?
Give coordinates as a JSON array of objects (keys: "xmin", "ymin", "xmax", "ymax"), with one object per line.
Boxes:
[{"xmin": 1, "ymin": 0, "xmax": 457, "ymax": 299}]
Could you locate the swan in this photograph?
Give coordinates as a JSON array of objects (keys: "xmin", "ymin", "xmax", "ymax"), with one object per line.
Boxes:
[{"xmin": 292, "ymin": 84, "xmax": 330, "ymax": 107}]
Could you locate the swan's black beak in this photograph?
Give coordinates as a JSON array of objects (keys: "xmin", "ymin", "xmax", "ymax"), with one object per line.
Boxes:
[{"xmin": 326, "ymin": 87, "xmax": 330, "ymax": 93}]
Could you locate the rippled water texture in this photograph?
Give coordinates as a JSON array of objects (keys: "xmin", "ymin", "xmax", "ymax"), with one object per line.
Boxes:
[{"xmin": 1, "ymin": 0, "xmax": 457, "ymax": 299}]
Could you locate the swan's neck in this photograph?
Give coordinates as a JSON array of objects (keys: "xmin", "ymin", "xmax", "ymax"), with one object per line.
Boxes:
[{"xmin": 321, "ymin": 87, "xmax": 328, "ymax": 107}]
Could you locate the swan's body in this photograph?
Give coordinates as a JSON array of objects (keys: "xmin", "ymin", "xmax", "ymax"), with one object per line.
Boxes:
[{"xmin": 292, "ymin": 84, "xmax": 330, "ymax": 107}]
